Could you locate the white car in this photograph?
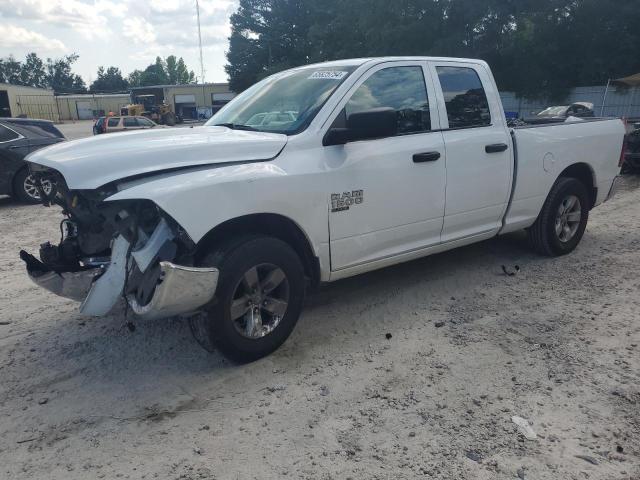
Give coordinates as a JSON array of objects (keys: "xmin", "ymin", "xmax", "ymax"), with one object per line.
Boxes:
[{"xmin": 23, "ymin": 57, "xmax": 625, "ymax": 362}]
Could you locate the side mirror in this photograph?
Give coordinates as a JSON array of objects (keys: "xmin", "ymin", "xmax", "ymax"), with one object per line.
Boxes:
[
  {"xmin": 348, "ymin": 107, "xmax": 397, "ymax": 142},
  {"xmin": 323, "ymin": 107, "xmax": 397, "ymax": 146}
]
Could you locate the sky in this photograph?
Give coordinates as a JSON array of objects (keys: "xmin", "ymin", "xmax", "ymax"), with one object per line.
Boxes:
[{"xmin": 0, "ymin": 0, "xmax": 239, "ymax": 85}]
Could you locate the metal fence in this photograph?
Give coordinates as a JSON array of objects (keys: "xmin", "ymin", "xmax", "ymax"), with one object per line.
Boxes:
[
  {"xmin": 14, "ymin": 95, "xmax": 60, "ymax": 122},
  {"xmin": 500, "ymin": 85, "xmax": 640, "ymax": 119}
]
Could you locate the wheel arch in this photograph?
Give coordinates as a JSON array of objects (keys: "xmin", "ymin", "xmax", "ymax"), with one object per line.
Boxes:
[
  {"xmin": 558, "ymin": 162, "xmax": 597, "ymax": 209},
  {"xmin": 195, "ymin": 213, "xmax": 321, "ymax": 289}
]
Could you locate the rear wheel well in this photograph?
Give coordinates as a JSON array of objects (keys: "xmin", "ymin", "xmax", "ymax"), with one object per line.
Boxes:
[
  {"xmin": 195, "ymin": 214, "xmax": 320, "ymax": 289},
  {"xmin": 559, "ymin": 163, "xmax": 596, "ymax": 209}
]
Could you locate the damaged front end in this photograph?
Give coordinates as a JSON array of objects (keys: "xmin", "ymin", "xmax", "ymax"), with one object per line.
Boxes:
[{"xmin": 21, "ymin": 166, "xmax": 218, "ymax": 320}]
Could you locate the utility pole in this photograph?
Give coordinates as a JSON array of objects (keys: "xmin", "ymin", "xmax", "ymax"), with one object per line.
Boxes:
[{"xmin": 196, "ymin": 0, "xmax": 206, "ymax": 84}]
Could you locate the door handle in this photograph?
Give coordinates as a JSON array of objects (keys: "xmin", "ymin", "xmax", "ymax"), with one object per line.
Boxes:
[
  {"xmin": 485, "ymin": 143, "xmax": 509, "ymax": 153},
  {"xmin": 8, "ymin": 145, "xmax": 21, "ymax": 150},
  {"xmin": 413, "ymin": 151, "xmax": 441, "ymax": 163}
]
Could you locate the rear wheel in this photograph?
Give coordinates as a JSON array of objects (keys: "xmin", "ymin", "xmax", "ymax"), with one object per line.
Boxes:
[
  {"xmin": 528, "ymin": 177, "xmax": 590, "ymax": 256},
  {"xmin": 13, "ymin": 168, "xmax": 53, "ymax": 204},
  {"xmin": 199, "ymin": 235, "xmax": 305, "ymax": 363}
]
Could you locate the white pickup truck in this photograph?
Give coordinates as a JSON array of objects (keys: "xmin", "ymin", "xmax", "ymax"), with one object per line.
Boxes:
[{"xmin": 22, "ymin": 57, "xmax": 625, "ymax": 362}]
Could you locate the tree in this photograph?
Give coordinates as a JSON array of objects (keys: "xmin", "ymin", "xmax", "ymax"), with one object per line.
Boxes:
[
  {"xmin": 130, "ymin": 56, "xmax": 196, "ymax": 86},
  {"xmin": 45, "ymin": 54, "xmax": 86, "ymax": 93},
  {"xmin": 90, "ymin": 66, "xmax": 128, "ymax": 93},
  {"xmin": 224, "ymin": 0, "xmax": 640, "ymax": 98},
  {"xmin": 0, "ymin": 55, "xmax": 23, "ymax": 85},
  {"xmin": 0, "ymin": 52, "xmax": 85, "ymax": 93},
  {"xmin": 20, "ymin": 53, "xmax": 47, "ymax": 88},
  {"xmin": 127, "ymin": 69, "xmax": 144, "ymax": 87}
]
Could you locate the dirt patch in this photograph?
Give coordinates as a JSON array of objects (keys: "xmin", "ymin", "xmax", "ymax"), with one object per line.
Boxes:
[{"xmin": 0, "ymin": 177, "xmax": 639, "ymax": 479}]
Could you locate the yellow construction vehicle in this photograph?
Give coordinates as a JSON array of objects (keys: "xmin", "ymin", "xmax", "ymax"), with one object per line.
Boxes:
[{"xmin": 120, "ymin": 94, "xmax": 177, "ymax": 126}]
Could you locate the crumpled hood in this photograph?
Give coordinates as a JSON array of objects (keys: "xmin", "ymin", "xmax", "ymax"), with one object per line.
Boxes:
[{"xmin": 26, "ymin": 126, "xmax": 288, "ymax": 189}]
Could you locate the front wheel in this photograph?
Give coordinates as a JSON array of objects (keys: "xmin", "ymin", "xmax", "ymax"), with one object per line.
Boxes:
[
  {"xmin": 200, "ymin": 235, "xmax": 305, "ymax": 363},
  {"xmin": 13, "ymin": 168, "xmax": 54, "ymax": 204},
  {"xmin": 528, "ymin": 177, "xmax": 590, "ymax": 256}
]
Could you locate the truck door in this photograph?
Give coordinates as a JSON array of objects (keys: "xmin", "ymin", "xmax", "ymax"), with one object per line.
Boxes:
[
  {"xmin": 324, "ymin": 62, "xmax": 446, "ymax": 272},
  {"xmin": 429, "ymin": 62, "xmax": 512, "ymax": 242}
]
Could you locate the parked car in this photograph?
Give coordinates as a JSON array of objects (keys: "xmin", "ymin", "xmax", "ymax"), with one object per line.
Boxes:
[
  {"xmin": 0, "ymin": 118, "xmax": 65, "ymax": 203},
  {"xmin": 21, "ymin": 57, "xmax": 625, "ymax": 362},
  {"xmin": 623, "ymin": 122, "xmax": 640, "ymax": 173},
  {"xmin": 93, "ymin": 115, "xmax": 158, "ymax": 135},
  {"xmin": 525, "ymin": 102, "xmax": 595, "ymax": 125}
]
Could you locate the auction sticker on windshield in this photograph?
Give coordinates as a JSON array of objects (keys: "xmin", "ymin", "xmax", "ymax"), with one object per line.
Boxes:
[{"xmin": 309, "ymin": 71, "xmax": 348, "ymax": 80}]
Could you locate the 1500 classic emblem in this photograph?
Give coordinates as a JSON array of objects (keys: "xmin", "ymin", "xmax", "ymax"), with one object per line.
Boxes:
[{"xmin": 331, "ymin": 190, "xmax": 364, "ymax": 213}]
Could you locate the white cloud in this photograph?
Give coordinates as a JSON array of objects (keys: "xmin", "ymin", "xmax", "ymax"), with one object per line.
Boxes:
[
  {"xmin": 95, "ymin": 2, "xmax": 129, "ymax": 18},
  {"xmin": 0, "ymin": 24, "xmax": 65, "ymax": 52},
  {"xmin": 122, "ymin": 18, "xmax": 157, "ymax": 45},
  {"xmin": 0, "ymin": 0, "xmax": 113, "ymax": 39}
]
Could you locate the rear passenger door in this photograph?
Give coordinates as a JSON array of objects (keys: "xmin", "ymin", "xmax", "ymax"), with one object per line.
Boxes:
[
  {"xmin": 106, "ymin": 117, "xmax": 121, "ymax": 132},
  {"xmin": 429, "ymin": 62, "xmax": 512, "ymax": 242}
]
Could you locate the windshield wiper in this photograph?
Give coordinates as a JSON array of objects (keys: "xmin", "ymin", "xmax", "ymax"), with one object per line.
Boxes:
[{"xmin": 213, "ymin": 123, "xmax": 259, "ymax": 132}]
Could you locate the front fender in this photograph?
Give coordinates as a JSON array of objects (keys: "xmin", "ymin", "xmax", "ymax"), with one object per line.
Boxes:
[{"xmin": 105, "ymin": 163, "xmax": 329, "ymax": 257}]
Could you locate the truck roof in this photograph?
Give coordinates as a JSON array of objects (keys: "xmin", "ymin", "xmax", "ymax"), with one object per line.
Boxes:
[{"xmin": 297, "ymin": 56, "xmax": 488, "ymax": 69}]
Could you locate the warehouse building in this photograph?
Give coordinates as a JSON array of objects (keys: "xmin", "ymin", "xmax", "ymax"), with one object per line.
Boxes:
[
  {"xmin": 56, "ymin": 93, "xmax": 131, "ymax": 120},
  {"xmin": 0, "ymin": 83, "xmax": 59, "ymax": 122},
  {"xmin": 131, "ymin": 83, "xmax": 235, "ymax": 120}
]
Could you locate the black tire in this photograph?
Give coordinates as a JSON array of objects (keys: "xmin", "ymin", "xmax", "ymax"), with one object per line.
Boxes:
[
  {"xmin": 13, "ymin": 168, "xmax": 44, "ymax": 204},
  {"xmin": 199, "ymin": 235, "xmax": 305, "ymax": 363},
  {"xmin": 527, "ymin": 177, "xmax": 590, "ymax": 256}
]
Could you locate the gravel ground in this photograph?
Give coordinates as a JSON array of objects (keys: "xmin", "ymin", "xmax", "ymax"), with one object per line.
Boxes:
[{"xmin": 0, "ymin": 176, "xmax": 638, "ymax": 480}]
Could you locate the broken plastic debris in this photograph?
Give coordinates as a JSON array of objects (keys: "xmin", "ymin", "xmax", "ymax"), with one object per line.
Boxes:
[{"xmin": 511, "ymin": 416, "xmax": 537, "ymax": 440}]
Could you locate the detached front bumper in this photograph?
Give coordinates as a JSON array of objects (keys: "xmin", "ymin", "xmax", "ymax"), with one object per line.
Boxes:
[
  {"xmin": 127, "ymin": 262, "xmax": 218, "ymax": 321},
  {"xmin": 23, "ymin": 253, "xmax": 218, "ymax": 320},
  {"xmin": 25, "ymin": 266, "xmax": 102, "ymax": 302}
]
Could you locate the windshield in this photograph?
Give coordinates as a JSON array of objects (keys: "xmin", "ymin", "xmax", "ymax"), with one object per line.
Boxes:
[
  {"xmin": 537, "ymin": 106, "xmax": 568, "ymax": 117},
  {"xmin": 206, "ymin": 65, "xmax": 358, "ymax": 134}
]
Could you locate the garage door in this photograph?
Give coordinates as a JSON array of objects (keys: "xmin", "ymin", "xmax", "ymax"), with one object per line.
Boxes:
[
  {"xmin": 175, "ymin": 94, "xmax": 196, "ymax": 104},
  {"xmin": 76, "ymin": 101, "xmax": 94, "ymax": 120}
]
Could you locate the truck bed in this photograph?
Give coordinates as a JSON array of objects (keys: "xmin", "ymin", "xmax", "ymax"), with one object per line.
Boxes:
[{"xmin": 501, "ymin": 118, "xmax": 625, "ymax": 234}]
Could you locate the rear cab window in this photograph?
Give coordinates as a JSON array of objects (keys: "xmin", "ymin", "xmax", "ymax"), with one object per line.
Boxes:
[
  {"xmin": 107, "ymin": 117, "xmax": 120, "ymax": 128},
  {"xmin": 435, "ymin": 66, "xmax": 491, "ymax": 129}
]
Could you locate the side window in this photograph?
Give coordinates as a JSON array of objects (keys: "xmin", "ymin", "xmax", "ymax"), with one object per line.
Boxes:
[
  {"xmin": 136, "ymin": 117, "xmax": 154, "ymax": 127},
  {"xmin": 123, "ymin": 117, "xmax": 137, "ymax": 127},
  {"xmin": 0, "ymin": 124, "xmax": 20, "ymax": 142},
  {"xmin": 345, "ymin": 66, "xmax": 431, "ymax": 135},
  {"xmin": 107, "ymin": 117, "xmax": 120, "ymax": 127},
  {"xmin": 436, "ymin": 66, "xmax": 491, "ymax": 129}
]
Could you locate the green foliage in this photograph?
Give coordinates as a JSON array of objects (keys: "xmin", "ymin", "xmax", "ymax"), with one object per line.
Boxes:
[
  {"xmin": 0, "ymin": 53, "xmax": 196, "ymax": 93},
  {"xmin": 128, "ymin": 56, "xmax": 196, "ymax": 87},
  {"xmin": 90, "ymin": 66, "xmax": 128, "ymax": 93},
  {"xmin": 0, "ymin": 52, "xmax": 86, "ymax": 93},
  {"xmin": 226, "ymin": 0, "xmax": 640, "ymax": 98}
]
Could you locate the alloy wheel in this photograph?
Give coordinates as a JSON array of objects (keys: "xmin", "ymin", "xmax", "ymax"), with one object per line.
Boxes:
[{"xmin": 229, "ymin": 263, "xmax": 290, "ymax": 339}]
